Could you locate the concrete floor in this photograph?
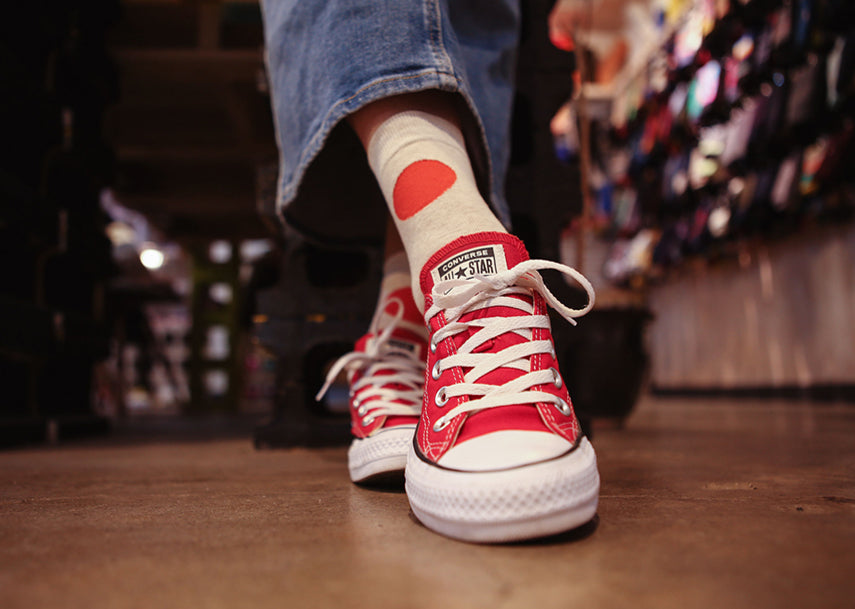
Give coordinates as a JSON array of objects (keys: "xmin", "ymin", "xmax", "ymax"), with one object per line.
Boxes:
[{"xmin": 1, "ymin": 396, "xmax": 853, "ymax": 609}]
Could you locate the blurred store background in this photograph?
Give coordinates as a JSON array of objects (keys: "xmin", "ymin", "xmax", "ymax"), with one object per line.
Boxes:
[{"xmin": 1, "ymin": 0, "xmax": 852, "ymax": 447}]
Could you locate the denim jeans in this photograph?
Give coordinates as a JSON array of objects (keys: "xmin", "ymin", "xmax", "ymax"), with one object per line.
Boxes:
[{"xmin": 261, "ymin": 0, "xmax": 519, "ymax": 244}]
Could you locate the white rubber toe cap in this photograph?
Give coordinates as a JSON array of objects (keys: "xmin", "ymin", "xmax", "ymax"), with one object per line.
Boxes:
[{"xmin": 436, "ymin": 430, "xmax": 574, "ymax": 471}]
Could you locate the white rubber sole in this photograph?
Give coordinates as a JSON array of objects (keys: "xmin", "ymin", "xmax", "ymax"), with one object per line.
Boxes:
[
  {"xmin": 348, "ymin": 425, "xmax": 416, "ymax": 483},
  {"xmin": 405, "ymin": 437, "xmax": 599, "ymax": 543}
]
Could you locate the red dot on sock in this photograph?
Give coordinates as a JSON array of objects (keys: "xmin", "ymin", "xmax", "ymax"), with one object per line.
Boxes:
[{"xmin": 392, "ymin": 160, "xmax": 457, "ymax": 221}]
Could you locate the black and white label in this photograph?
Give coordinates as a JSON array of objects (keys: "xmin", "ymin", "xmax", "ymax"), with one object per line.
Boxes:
[
  {"xmin": 431, "ymin": 244, "xmax": 508, "ymax": 284},
  {"xmin": 386, "ymin": 338, "xmax": 418, "ymax": 354}
]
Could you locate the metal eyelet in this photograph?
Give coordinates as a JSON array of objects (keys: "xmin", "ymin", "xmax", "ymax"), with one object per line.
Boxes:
[
  {"xmin": 432, "ymin": 417, "xmax": 450, "ymax": 432},
  {"xmin": 361, "ymin": 416, "xmax": 375, "ymax": 426},
  {"xmin": 434, "ymin": 387, "xmax": 448, "ymax": 407},
  {"xmin": 555, "ymin": 399, "xmax": 572, "ymax": 416},
  {"xmin": 356, "ymin": 405, "xmax": 366, "ymax": 416},
  {"xmin": 431, "ymin": 360, "xmax": 442, "ymax": 381},
  {"xmin": 551, "ymin": 367, "xmax": 563, "ymax": 389},
  {"xmin": 430, "ymin": 338, "xmax": 438, "ymax": 354}
]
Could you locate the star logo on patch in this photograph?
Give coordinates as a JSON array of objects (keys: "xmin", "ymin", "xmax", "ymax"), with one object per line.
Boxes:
[{"xmin": 455, "ymin": 267, "xmax": 468, "ymax": 279}]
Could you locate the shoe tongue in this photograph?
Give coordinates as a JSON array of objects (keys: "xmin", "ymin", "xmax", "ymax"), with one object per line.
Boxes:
[
  {"xmin": 420, "ymin": 232, "xmax": 531, "ymax": 299},
  {"xmin": 357, "ymin": 324, "xmax": 426, "ymax": 361},
  {"xmin": 381, "ymin": 335, "xmax": 424, "ymax": 360},
  {"xmin": 359, "ymin": 327, "xmax": 426, "ymax": 361}
]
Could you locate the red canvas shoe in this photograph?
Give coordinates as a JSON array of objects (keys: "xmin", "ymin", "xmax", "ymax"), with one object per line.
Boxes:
[
  {"xmin": 317, "ymin": 287, "xmax": 427, "ymax": 483},
  {"xmin": 405, "ymin": 232, "xmax": 600, "ymax": 542}
]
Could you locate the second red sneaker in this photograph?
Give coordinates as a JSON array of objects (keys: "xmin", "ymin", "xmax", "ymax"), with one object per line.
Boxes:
[
  {"xmin": 405, "ymin": 232, "xmax": 600, "ymax": 542},
  {"xmin": 317, "ymin": 287, "xmax": 427, "ymax": 483}
]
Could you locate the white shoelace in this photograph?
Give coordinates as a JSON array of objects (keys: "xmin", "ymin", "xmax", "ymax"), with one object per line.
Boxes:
[
  {"xmin": 424, "ymin": 260, "xmax": 595, "ymax": 432},
  {"xmin": 316, "ymin": 301, "xmax": 425, "ymax": 426}
]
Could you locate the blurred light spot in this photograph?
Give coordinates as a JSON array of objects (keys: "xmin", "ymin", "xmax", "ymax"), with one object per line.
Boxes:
[
  {"xmin": 209, "ymin": 240, "xmax": 233, "ymax": 264},
  {"xmin": 708, "ymin": 207, "xmax": 731, "ymax": 237},
  {"xmin": 204, "ymin": 370, "xmax": 229, "ymax": 396},
  {"xmin": 106, "ymin": 221, "xmax": 136, "ymax": 246},
  {"xmin": 209, "ymin": 283, "xmax": 233, "ymax": 305},
  {"xmin": 140, "ymin": 246, "xmax": 165, "ymax": 270}
]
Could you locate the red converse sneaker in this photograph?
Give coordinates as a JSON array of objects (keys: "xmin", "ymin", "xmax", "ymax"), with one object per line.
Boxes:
[
  {"xmin": 317, "ymin": 287, "xmax": 427, "ymax": 483},
  {"xmin": 405, "ymin": 232, "xmax": 600, "ymax": 542}
]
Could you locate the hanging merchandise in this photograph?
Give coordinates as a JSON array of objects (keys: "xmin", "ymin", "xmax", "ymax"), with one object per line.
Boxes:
[
  {"xmin": 771, "ymin": 153, "xmax": 802, "ymax": 209},
  {"xmin": 575, "ymin": 0, "xmax": 854, "ymax": 288}
]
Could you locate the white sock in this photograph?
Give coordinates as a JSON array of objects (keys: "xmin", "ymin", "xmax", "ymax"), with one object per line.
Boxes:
[
  {"xmin": 370, "ymin": 251, "xmax": 410, "ymax": 329},
  {"xmin": 366, "ymin": 111, "xmax": 506, "ymax": 309}
]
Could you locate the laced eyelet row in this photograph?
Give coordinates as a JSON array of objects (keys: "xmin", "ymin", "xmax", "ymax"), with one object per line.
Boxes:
[
  {"xmin": 432, "ymin": 417, "xmax": 450, "ymax": 432},
  {"xmin": 431, "ymin": 352, "xmax": 446, "ymax": 429},
  {"xmin": 356, "ymin": 399, "xmax": 373, "ymax": 425},
  {"xmin": 354, "ymin": 391, "xmax": 373, "ymax": 424},
  {"xmin": 554, "ymin": 399, "xmax": 572, "ymax": 416},
  {"xmin": 550, "ymin": 367, "xmax": 567, "ymax": 415},
  {"xmin": 550, "ymin": 367, "xmax": 562, "ymax": 389}
]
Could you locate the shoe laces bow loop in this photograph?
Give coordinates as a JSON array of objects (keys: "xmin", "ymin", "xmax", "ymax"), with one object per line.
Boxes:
[{"xmin": 316, "ymin": 299, "xmax": 423, "ymax": 419}]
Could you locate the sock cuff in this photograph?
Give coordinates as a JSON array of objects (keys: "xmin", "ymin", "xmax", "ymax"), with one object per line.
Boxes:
[{"xmin": 366, "ymin": 110, "xmax": 466, "ymax": 174}]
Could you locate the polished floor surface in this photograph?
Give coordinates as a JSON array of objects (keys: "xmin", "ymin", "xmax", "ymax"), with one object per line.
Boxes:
[{"xmin": 1, "ymin": 396, "xmax": 854, "ymax": 609}]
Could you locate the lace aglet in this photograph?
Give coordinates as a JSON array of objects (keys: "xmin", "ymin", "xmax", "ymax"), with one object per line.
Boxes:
[{"xmin": 315, "ymin": 376, "xmax": 335, "ymax": 401}]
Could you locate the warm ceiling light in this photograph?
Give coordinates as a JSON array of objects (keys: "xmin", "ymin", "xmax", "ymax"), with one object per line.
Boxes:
[{"xmin": 139, "ymin": 246, "xmax": 165, "ymax": 270}]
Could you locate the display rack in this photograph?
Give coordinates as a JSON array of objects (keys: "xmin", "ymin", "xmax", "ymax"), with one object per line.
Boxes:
[{"xmin": 572, "ymin": 0, "xmax": 853, "ymax": 288}]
